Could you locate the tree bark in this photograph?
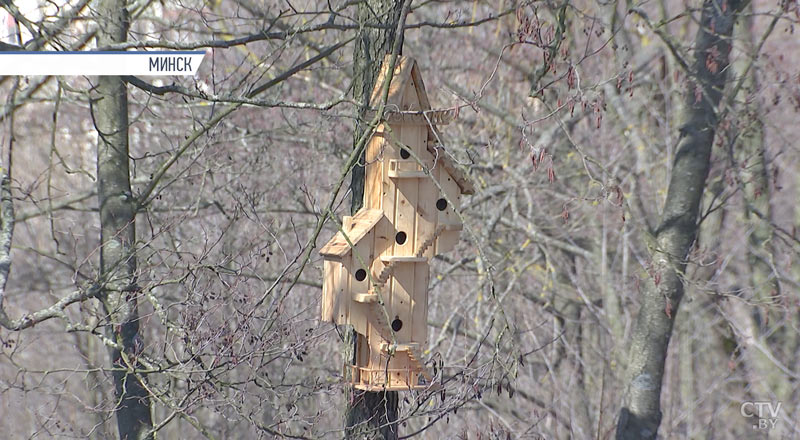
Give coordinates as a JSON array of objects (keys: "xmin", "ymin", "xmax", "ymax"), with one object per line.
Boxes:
[
  {"xmin": 732, "ymin": 4, "xmax": 795, "ymax": 403},
  {"xmin": 345, "ymin": 1, "xmax": 405, "ymax": 439},
  {"xmin": 94, "ymin": 0, "xmax": 153, "ymax": 438},
  {"xmin": 350, "ymin": 0, "xmax": 405, "ymax": 214},
  {"xmin": 344, "ymin": 329, "xmax": 401, "ymax": 440},
  {"xmin": 616, "ymin": 0, "xmax": 747, "ymax": 438}
]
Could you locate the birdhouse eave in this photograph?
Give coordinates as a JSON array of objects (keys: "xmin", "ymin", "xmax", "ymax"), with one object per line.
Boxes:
[{"xmin": 319, "ymin": 209, "xmax": 385, "ymax": 259}]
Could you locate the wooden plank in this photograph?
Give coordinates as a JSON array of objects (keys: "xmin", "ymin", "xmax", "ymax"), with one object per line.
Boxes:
[
  {"xmin": 377, "ymin": 122, "xmax": 400, "ymax": 320},
  {"xmin": 380, "ymin": 342, "xmax": 419, "ymax": 352},
  {"xmin": 429, "ymin": 161, "xmax": 443, "ymax": 256},
  {"xmin": 393, "ymin": 124, "xmax": 422, "ymax": 258},
  {"xmin": 427, "ymin": 139, "xmax": 475, "ymax": 195},
  {"xmin": 410, "ymin": 118, "xmax": 438, "ymax": 346},
  {"xmin": 335, "ymin": 256, "xmax": 349, "ymax": 325},
  {"xmin": 391, "ymin": 243, "xmax": 415, "ymax": 343},
  {"xmin": 401, "ymin": 75, "xmax": 421, "ymax": 111},
  {"xmin": 364, "ymin": 132, "xmax": 385, "ymax": 210},
  {"xmin": 409, "ymin": 60, "xmax": 431, "ymax": 110},
  {"xmin": 380, "ymin": 255, "xmax": 427, "ymax": 263},
  {"xmin": 353, "ymin": 228, "xmax": 374, "ymax": 293},
  {"xmin": 436, "ymin": 170, "xmax": 461, "ymax": 253},
  {"xmin": 385, "ymin": 58, "xmax": 409, "ymax": 108},
  {"xmin": 415, "ymin": 133, "xmax": 438, "ymax": 259},
  {"xmin": 353, "ymin": 293, "xmax": 378, "ymax": 303},
  {"xmin": 349, "ymin": 228, "xmax": 374, "ymax": 336},
  {"xmin": 385, "ymin": 349, "xmax": 408, "ymax": 389},
  {"xmin": 369, "ymin": 55, "xmax": 412, "ymax": 109},
  {"xmin": 374, "ymin": 111, "xmax": 452, "ymax": 126},
  {"xmin": 387, "ymin": 159, "xmax": 427, "ymax": 178},
  {"xmin": 322, "ymin": 260, "xmax": 336, "ymax": 322},
  {"xmin": 442, "ymin": 171, "xmax": 461, "ymax": 211},
  {"xmin": 436, "ymin": 230, "xmax": 460, "ymax": 254},
  {"xmin": 364, "ymin": 315, "xmax": 378, "ymax": 381},
  {"xmin": 319, "ymin": 209, "xmax": 383, "ymax": 258},
  {"xmin": 412, "ymin": 261, "xmax": 430, "ymax": 344},
  {"xmin": 370, "ymin": 325, "xmax": 390, "ymax": 384},
  {"xmin": 367, "ymin": 299, "xmax": 392, "ymax": 341},
  {"xmin": 356, "ymin": 333, "xmax": 370, "ymax": 386},
  {"xmin": 390, "ymin": 126, "xmax": 420, "ymax": 342},
  {"xmin": 374, "ymin": 123, "xmax": 397, "ymax": 301},
  {"xmin": 389, "ymin": 123, "xmax": 422, "ymax": 344}
]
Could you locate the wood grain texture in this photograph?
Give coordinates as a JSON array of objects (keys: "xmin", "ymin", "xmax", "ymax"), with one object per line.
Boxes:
[{"xmin": 319, "ymin": 209, "xmax": 383, "ymax": 258}]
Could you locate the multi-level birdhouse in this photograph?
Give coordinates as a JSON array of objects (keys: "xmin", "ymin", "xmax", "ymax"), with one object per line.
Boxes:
[{"xmin": 320, "ymin": 55, "xmax": 473, "ymax": 391}]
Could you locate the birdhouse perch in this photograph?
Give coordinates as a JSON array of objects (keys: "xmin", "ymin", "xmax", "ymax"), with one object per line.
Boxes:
[{"xmin": 320, "ymin": 55, "xmax": 473, "ymax": 391}]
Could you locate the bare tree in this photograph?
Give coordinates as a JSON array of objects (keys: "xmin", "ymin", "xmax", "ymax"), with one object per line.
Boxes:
[
  {"xmin": 616, "ymin": 0, "xmax": 748, "ymax": 437},
  {"xmin": 92, "ymin": 0, "xmax": 153, "ymax": 437},
  {"xmin": 0, "ymin": 0, "xmax": 798, "ymax": 439}
]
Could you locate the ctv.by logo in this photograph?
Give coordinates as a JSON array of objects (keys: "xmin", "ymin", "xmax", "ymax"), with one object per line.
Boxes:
[{"xmin": 740, "ymin": 401, "xmax": 781, "ymax": 430}]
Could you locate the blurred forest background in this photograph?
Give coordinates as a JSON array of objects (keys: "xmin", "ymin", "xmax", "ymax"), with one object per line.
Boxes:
[{"xmin": 1, "ymin": 0, "xmax": 799, "ymax": 439}]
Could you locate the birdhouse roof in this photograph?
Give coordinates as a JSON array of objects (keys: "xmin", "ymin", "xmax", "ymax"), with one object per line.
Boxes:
[
  {"xmin": 370, "ymin": 55, "xmax": 431, "ymax": 112},
  {"xmin": 433, "ymin": 148, "xmax": 474, "ymax": 195},
  {"xmin": 370, "ymin": 55, "xmax": 475, "ymax": 195},
  {"xmin": 319, "ymin": 209, "xmax": 385, "ymax": 259}
]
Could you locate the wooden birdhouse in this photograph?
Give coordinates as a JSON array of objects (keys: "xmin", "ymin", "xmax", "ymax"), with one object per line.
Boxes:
[{"xmin": 320, "ymin": 55, "xmax": 474, "ymax": 391}]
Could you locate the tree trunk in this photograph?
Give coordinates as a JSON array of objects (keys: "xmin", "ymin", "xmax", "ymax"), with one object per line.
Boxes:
[
  {"xmin": 350, "ymin": 0, "xmax": 405, "ymax": 214},
  {"xmin": 616, "ymin": 0, "xmax": 747, "ymax": 438},
  {"xmin": 733, "ymin": 3, "xmax": 795, "ymax": 403},
  {"xmin": 344, "ymin": 328, "xmax": 401, "ymax": 440},
  {"xmin": 94, "ymin": 0, "xmax": 153, "ymax": 438},
  {"xmin": 345, "ymin": 1, "xmax": 405, "ymax": 439}
]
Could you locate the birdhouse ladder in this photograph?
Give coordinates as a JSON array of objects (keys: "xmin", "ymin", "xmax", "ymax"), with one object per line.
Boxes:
[
  {"xmin": 415, "ymin": 225, "xmax": 446, "ymax": 259},
  {"xmin": 375, "ymin": 261, "xmax": 396, "ymax": 286},
  {"xmin": 352, "ymin": 293, "xmax": 393, "ymax": 340},
  {"xmin": 406, "ymin": 346, "xmax": 435, "ymax": 386},
  {"xmin": 372, "ymin": 224, "xmax": 446, "ymax": 287}
]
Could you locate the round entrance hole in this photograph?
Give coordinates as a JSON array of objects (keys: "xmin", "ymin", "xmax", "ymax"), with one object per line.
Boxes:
[
  {"xmin": 391, "ymin": 317, "xmax": 403, "ymax": 332},
  {"xmin": 436, "ymin": 198, "xmax": 448, "ymax": 211},
  {"xmin": 395, "ymin": 231, "xmax": 407, "ymax": 245},
  {"xmin": 355, "ymin": 269, "xmax": 367, "ymax": 282},
  {"xmin": 400, "ymin": 148, "xmax": 410, "ymax": 159}
]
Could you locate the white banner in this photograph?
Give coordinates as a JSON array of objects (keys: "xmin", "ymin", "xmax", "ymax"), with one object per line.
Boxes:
[{"xmin": 0, "ymin": 51, "xmax": 206, "ymax": 76}]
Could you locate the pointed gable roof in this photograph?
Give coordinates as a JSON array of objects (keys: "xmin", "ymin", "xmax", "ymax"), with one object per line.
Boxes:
[
  {"xmin": 320, "ymin": 209, "xmax": 385, "ymax": 259},
  {"xmin": 369, "ymin": 55, "xmax": 475, "ymax": 195},
  {"xmin": 369, "ymin": 55, "xmax": 431, "ymax": 111}
]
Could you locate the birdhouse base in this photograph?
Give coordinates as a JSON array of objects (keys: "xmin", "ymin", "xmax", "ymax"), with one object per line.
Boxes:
[{"xmin": 345, "ymin": 365, "xmax": 433, "ymax": 391}]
